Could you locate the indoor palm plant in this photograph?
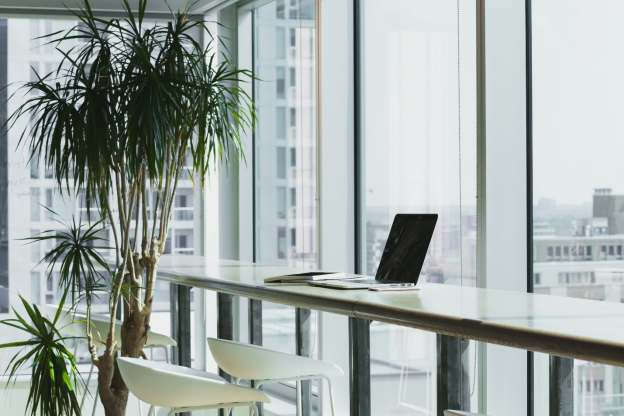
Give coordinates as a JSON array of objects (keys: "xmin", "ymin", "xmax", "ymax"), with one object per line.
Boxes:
[
  {"xmin": 0, "ymin": 292, "xmax": 82, "ymax": 416},
  {"xmin": 5, "ymin": 0, "xmax": 254, "ymax": 414}
]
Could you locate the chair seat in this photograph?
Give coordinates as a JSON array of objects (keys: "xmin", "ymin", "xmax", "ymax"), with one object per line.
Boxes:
[
  {"xmin": 444, "ymin": 411, "xmax": 488, "ymax": 416},
  {"xmin": 207, "ymin": 337, "xmax": 344, "ymax": 381},
  {"xmin": 117, "ymin": 357, "xmax": 270, "ymax": 408},
  {"xmin": 47, "ymin": 304, "xmax": 176, "ymax": 348},
  {"xmin": 79, "ymin": 317, "xmax": 176, "ymax": 349}
]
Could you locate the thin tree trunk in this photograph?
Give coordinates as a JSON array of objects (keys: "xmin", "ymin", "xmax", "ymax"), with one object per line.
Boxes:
[{"xmin": 96, "ymin": 261, "xmax": 160, "ymax": 416}]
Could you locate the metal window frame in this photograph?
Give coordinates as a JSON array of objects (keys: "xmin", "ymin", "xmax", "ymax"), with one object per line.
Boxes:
[{"xmin": 525, "ymin": 1, "xmax": 534, "ymax": 415}]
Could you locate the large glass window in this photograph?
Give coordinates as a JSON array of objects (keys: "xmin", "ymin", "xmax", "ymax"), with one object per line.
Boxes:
[
  {"xmin": 0, "ymin": 17, "xmax": 196, "ymax": 375},
  {"xmin": 359, "ymin": 0, "xmax": 477, "ymax": 414},
  {"xmin": 532, "ymin": 1, "xmax": 624, "ymax": 414},
  {"xmin": 253, "ymin": 0, "xmax": 318, "ymax": 412},
  {"xmin": 254, "ymin": 0, "xmax": 317, "ymax": 270}
]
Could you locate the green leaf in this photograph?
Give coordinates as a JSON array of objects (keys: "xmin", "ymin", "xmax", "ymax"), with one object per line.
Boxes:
[{"xmin": 0, "ymin": 294, "xmax": 82, "ymax": 416}]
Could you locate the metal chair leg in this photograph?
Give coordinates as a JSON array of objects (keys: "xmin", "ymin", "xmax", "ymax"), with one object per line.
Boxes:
[
  {"xmin": 324, "ymin": 376, "xmax": 336, "ymax": 416},
  {"xmin": 73, "ymin": 338, "xmax": 80, "ymax": 357},
  {"xmin": 80, "ymin": 362, "xmax": 95, "ymax": 410},
  {"xmin": 148, "ymin": 405, "xmax": 156, "ymax": 416},
  {"xmin": 296, "ymin": 380, "xmax": 302, "ymax": 416},
  {"xmin": 91, "ymin": 383, "xmax": 99, "ymax": 416}
]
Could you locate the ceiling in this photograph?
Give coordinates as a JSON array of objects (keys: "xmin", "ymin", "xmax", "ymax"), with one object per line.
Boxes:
[{"xmin": 0, "ymin": 0, "xmax": 229, "ymax": 17}]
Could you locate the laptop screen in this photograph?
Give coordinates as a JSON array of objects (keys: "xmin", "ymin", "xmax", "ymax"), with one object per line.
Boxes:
[{"xmin": 375, "ymin": 214, "xmax": 438, "ymax": 282}]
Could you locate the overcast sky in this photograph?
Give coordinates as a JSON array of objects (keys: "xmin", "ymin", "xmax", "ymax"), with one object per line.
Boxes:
[{"xmin": 533, "ymin": 0, "xmax": 624, "ymax": 205}]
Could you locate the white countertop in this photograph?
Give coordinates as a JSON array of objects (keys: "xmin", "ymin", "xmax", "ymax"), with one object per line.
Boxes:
[{"xmin": 158, "ymin": 254, "xmax": 624, "ymax": 366}]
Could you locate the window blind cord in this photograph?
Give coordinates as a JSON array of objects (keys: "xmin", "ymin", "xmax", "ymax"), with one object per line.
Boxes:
[
  {"xmin": 299, "ymin": 0, "xmax": 305, "ymax": 267},
  {"xmin": 458, "ymin": 0, "xmax": 478, "ymax": 401},
  {"xmin": 468, "ymin": 0, "xmax": 480, "ymax": 399},
  {"xmin": 457, "ymin": 0, "xmax": 466, "ymax": 399}
]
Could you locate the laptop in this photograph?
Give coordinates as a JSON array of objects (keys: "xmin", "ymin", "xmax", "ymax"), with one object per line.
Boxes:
[{"xmin": 309, "ymin": 213, "xmax": 438, "ymax": 290}]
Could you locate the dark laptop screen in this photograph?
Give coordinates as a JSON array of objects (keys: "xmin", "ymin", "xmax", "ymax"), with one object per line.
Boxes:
[{"xmin": 375, "ymin": 214, "xmax": 438, "ymax": 282}]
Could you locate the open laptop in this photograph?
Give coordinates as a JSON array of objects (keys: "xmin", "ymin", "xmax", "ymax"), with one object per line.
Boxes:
[{"xmin": 309, "ymin": 213, "xmax": 438, "ymax": 290}]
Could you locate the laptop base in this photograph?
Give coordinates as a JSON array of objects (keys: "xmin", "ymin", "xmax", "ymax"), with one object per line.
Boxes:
[{"xmin": 308, "ymin": 279, "xmax": 416, "ymax": 290}]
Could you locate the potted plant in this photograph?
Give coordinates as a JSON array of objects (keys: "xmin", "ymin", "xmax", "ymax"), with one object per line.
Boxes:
[{"xmin": 4, "ymin": 0, "xmax": 254, "ymax": 414}]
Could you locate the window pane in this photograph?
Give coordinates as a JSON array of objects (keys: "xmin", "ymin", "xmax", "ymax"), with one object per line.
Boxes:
[
  {"xmin": 30, "ymin": 188, "xmax": 39, "ymax": 221},
  {"xmin": 360, "ymin": 0, "xmax": 477, "ymax": 414},
  {"xmin": 30, "ymin": 229, "xmax": 40, "ymax": 262},
  {"xmin": 254, "ymin": 0, "xmax": 317, "ymax": 268},
  {"xmin": 276, "ymin": 147, "xmax": 286, "ymax": 179},
  {"xmin": 276, "ymin": 66, "xmax": 285, "ymax": 99},
  {"xmin": 289, "ymin": 66, "xmax": 296, "ymax": 87},
  {"xmin": 276, "ymin": 107, "xmax": 286, "ymax": 138},
  {"xmin": 276, "ymin": 0, "xmax": 285, "ymax": 19},
  {"xmin": 30, "ymin": 272, "xmax": 40, "ymax": 304},
  {"xmin": 532, "ymin": 1, "xmax": 624, "ymax": 414},
  {"xmin": 277, "ymin": 186, "xmax": 286, "ymax": 218},
  {"xmin": 253, "ymin": 3, "xmax": 317, "ymax": 412},
  {"xmin": 276, "ymin": 27, "xmax": 285, "ymax": 59},
  {"xmin": 174, "ymin": 188, "xmax": 193, "ymax": 221}
]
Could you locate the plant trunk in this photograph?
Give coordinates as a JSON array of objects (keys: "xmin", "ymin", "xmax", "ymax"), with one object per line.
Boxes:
[
  {"xmin": 96, "ymin": 354, "xmax": 128, "ymax": 416},
  {"xmin": 96, "ymin": 262, "xmax": 159, "ymax": 416}
]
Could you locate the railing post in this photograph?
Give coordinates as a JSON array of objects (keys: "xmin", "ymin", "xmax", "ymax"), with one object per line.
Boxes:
[
  {"xmin": 349, "ymin": 317, "xmax": 370, "ymax": 416},
  {"xmin": 249, "ymin": 299, "xmax": 263, "ymax": 346},
  {"xmin": 217, "ymin": 292, "xmax": 234, "ymax": 380},
  {"xmin": 437, "ymin": 335, "xmax": 470, "ymax": 416},
  {"xmin": 296, "ymin": 308, "xmax": 313, "ymax": 416},
  {"xmin": 169, "ymin": 283, "xmax": 179, "ymax": 365},
  {"xmin": 170, "ymin": 283, "xmax": 192, "ymax": 367},
  {"xmin": 170, "ymin": 283, "xmax": 192, "ymax": 416},
  {"xmin": 550, "ymin": 355, "xmax": 574, "ymax": 416},
  {"xmin": 217, "ymin": 293, "xmax": 234, "ymax": 416},
  {"xmin": 178, "ymin": 285, "xmax": 192, "ymax": 368},
  {"xmin": 249, "ymin": 299, "xmax": 263, "ymax": 416}
]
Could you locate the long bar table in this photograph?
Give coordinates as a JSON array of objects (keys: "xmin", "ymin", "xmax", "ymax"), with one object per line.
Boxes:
[{"xmin": 157, "ymin": 255, "xmax": 624, "ymax": 415}]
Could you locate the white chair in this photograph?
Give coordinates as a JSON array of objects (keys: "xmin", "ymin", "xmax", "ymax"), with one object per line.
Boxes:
[
  {"xmin": 207, "ymin": 337, "xmax": 343, "ymax": 416},
  {"xmin": 46, "ymin": 305, "xmax": 176, "ymax": 414},
  {"xmin": 444, "ymin": 411, "xmax": 489, "ymax": 416},
  {"xmin": 47, "ymin": 305, "xmax": 176, "ymax": 363},
  {"xmin": 117, "ymin": 357, "xmax": 270, "ymax": 416}
]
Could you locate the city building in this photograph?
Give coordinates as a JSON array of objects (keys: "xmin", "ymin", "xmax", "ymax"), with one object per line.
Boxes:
[{"xmin": 534, "ymin": 189, "xmax": 624, "ymax": 414}]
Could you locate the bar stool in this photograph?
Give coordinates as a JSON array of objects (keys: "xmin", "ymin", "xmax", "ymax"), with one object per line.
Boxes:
[
  {"xmin": 117, "ymin": 357, "xmax": 270, "ymax": 416},
  {"xmin": 444, "ymin": 411, "xmax": 489, "ymax": 416},
  {"xmin": 47, "ymin": 304, "xmax": 176, "ymax": 364},
  {"xmin": 46, "ymin": 305, "xmax": 176, "ymax": 414},
  {"xmin": 207, "ymin": 337, "xmax": 343, "ymax": 415}
]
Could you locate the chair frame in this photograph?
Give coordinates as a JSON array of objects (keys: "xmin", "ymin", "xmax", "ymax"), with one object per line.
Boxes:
[
  {"xmin": 146, "ymin": 401, "xmax": 260, "ymax": 416},
  {"xmin": 233, "ymin": 374, "xmax": 337, "ymax": 416}
]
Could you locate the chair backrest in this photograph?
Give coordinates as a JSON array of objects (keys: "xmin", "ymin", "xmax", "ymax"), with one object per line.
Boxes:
[
  {"xmin": 47, "ymin": 305, "xmax": 175, "ymax": 348},
  {"xmin": 45, "ymin": 304, "xmax": 86, "ymax": 337},
  {"xmin": 74, "ymin": 317, "xmax": 120, "ymax": 347},
  {"xmin": 207, "ymin": 337, "xmax": 343, "ymax": 380},
  {"xmin": 117, "ymin": 357, "xmax": 270, "ymax": 408}
]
